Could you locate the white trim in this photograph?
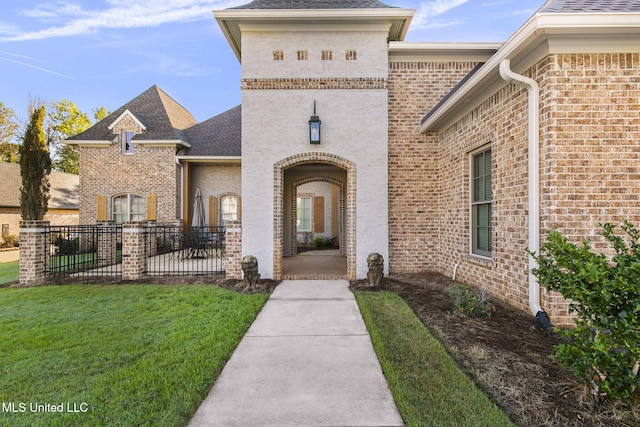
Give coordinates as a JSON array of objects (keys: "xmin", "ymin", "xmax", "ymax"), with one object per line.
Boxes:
[
  {"xmin": 389, "ymin": 41, "xmax": 501, "ymax": 62},
  {"xmin": 135, "ymin": 140, "xmax": 191, "ymax": 148},
  {"xmin": 107, "ymin": 109, "xmax": 147, "ymax": 131},
  {"xmin": 63, "ymin": 140, "xmax": 112, "ymax": 146},
  {"xmin": 177, "ymin": 156, "xmax": 241, "ymax": 163}
]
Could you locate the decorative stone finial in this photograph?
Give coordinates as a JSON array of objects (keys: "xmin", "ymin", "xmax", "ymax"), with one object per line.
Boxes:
[{"xmin": 366, "ymin": 253, "xmax": 384, "ymax": 286}]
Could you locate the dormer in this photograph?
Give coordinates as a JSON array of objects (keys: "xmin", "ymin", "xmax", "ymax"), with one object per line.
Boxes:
[{"xmin": 107, "ymin": 109, "xmax": 147, "ymax": 154}]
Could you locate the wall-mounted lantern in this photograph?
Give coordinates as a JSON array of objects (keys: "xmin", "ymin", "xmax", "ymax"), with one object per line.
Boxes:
[{"xmin": 309, "ymin": 101, "xmax": 321, "ymax": 144}]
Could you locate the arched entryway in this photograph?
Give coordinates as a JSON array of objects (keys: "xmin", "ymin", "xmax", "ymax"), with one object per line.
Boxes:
[{"xmin": 273, "ymin": 153, "xmax": 356, "ymax": 280}]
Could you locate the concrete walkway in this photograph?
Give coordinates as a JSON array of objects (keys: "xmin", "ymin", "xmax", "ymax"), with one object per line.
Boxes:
[{"xmin": 188, "ymin": 280, "xmax": 403, "ymax": 427}]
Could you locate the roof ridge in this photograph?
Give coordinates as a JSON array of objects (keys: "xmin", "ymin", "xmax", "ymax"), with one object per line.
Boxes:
[{"xmin": 230, "ymin": 0, "xmax": 398, "ymax": 9}]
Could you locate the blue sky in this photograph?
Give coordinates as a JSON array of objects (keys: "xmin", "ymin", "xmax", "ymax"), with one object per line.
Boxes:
[{"xmin": 0, "ymin": 0, "xmax": 543, "ymax": 124}]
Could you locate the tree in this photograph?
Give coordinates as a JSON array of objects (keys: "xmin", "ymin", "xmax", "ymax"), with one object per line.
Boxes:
[
  {"xmin": 48, "ymin": 99, "xmax": 92, "ymax": 174},
  {"xmin": 0, "ymin": 101, "xmax": 20, "ymax": 163},
  {"xmin": 19, "ymin": 100, "xmax": 51, "ymax": 220},
  {"xmin": 46, "ymin": 100, "xmax": 110, "ymax": 174}
]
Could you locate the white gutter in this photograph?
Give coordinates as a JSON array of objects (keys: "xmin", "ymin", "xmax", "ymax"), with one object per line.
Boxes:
[{"xmin": 499, "ymin": 59, "xmax": 545, "ymax": 318}]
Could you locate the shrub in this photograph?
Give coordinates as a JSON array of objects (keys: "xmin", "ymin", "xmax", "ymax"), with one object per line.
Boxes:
[
  {"xmin": 1, "ymin": 235, "xmax": 19, "ymax": 248},
  {"xmin": 314, "ymin": 236, "xmax": 324, "ymax": 248},
  {"xmin": 529, "ymin": 222, "xmax": 640, "ymax": 401},
  {"xmin": 447, "ymin": 283, "xmax": 491, "ymax": 318}
]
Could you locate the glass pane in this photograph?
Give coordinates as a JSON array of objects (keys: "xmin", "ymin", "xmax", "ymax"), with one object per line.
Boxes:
[
  {"xmin": 485, "ymin": 150, "xmax": 492, "ymax": 200},
  {"xmin": 474, "ymin": 177, "xmax": 483, "ymax": 202},
  {"xmin": 474, "ymin": 154, "xmax": 483, "ymax": 179},
  {"xmin": 130, "ymin": 195, "xmax": 145, "ymax": 215},
  {"xmin": 222, "ymin": 196, "xmax": 238, "ymax": 223},
  {"xmin": 476, "ymin": 204, "xmax": 489, "ymax": 227},
  {"xmin": 297, "ymin": 197, "xmax": 311, "ymax": 232},
  {"xmin": 477, "ymin": 226, "xmax": 489, "ymax": 252}
]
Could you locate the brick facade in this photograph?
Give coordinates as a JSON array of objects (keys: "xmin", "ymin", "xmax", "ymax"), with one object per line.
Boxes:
[
  {"xmin": 387, "ymin": 61, "xmax": 482, "ymax": 273},
  {"xmin": 386, "ymin": 53, "xmax": 640, "ymax": 325},
  {"xmin": 79, "ymin": 144, "xmax": 180, "ymax": 224}
]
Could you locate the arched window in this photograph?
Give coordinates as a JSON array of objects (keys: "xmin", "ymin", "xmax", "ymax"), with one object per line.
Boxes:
[
  {"xmin": 113, "ymin": 194, "xmax": 145, "ymax": 223},
  {"xmin": 220, "ymin": 195, "xmax": 239, "ymax": 225}
]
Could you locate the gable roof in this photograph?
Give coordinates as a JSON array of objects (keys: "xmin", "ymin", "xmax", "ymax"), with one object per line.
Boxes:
[
  {"xmin": 181, "ymin": 106, "xmax": 242, "ymax": 158},
  {"xmin": 0, "ymin": 162, "xmax": 79, "ymax": 210},
  {"xmin": 67, "ymin": 85, "xmax": 197, "ymax": 144},
  {"xmin": 231, "ymin": 0, "xmax": 396, "ymax": 9}
]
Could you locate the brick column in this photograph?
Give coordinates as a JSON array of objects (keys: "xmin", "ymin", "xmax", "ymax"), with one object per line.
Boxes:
[
  {"xmin": 225, "ymin": 221, "xmax": 242, "ymax": 280},
  {"xmin": 121, "ymin": 221, "xmax": 146, "ymax": 280},
  {"xmin": 19, "ymin": 220, "xmax": 50, "ymax": 285}
]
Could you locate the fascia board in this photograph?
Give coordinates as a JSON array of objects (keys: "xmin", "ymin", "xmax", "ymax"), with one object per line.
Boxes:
[
  {"xmin": 63, "ymin": 140, "xmax": 112, "ymax": 146},
  {"xmin": 176, "ymin": 156, "xmax": 241, "ymax": 163},
  {"xmin": 134, "ymin": 140, "xmax": 191, "ymax": 148},
  {"xmin": 419, "ymin": 12, "xmax": 640, "ymax": 133},
  {"xmin": 106, "ymin": 109, "xmax": 147, "ymax": 131},
  {"xmin": 389, "ymin": 41, "xmax": 501, "ymax": 62}
]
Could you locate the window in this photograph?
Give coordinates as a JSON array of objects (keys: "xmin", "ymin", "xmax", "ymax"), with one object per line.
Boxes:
[
  {"xmin": 471, "ymin": 147, "xmax": 492, "ymax": 257},
  {"xmin": 123, "ymin": 131, "xmax": 134, "ymax": 154},
  {"xmin": 113, "ymin": 194, "xmax": 145, "ymax": 223},
  {"xmin": 220, "ymin": 195, "xmax": 239, "ymax": 225},
  {"xmin": 296, "ymin": 196, "xmax": 312, "ymax": 232}
]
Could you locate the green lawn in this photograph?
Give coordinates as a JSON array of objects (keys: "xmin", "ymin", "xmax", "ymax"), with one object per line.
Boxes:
[
  {"xmin": 0, "ymin": 284, "xmax": 268, "ymax": 427},
  {"xmin": 356, "ymin": 291, "xmax": 515, "ymax": 427},
  {"xmin": 0, "ymin": 260, "xmax": 19, "ymax": 285}
]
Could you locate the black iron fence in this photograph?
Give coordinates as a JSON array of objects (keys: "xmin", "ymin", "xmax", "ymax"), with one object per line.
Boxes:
[
  {"xmin": 45, "ymin": 223, "xmax": 226, "ymax": 279},
  {"xmin": 47, "ymin": 225, "xmax": 122, "ymax": 277},
  {"xmin": 144, "ymin": 225, "xmax": 225, "ymax": 276}
]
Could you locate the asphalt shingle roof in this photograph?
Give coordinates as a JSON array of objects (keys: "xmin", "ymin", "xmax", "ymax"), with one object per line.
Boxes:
[
  {"xmin": 231, "ymin": 0, "xmax": 396, "ymax": 9},
  {"xmin": 66, "ymin": 85, "xmax": 241, "ymax": 158},
  {"xmin": 182, "ymin": 106, "xmax": 241, "ymax": 157},
  {"xmin": 68, "ymin": 85, "xmax": 197, "ymax": 142},
  {"xmin": 0, "ymin": 162, "xmax": 79, "ymax": 209},
  {"xmin": 540, "ymin": 0, "xmax": 640, "ymax": 13}
]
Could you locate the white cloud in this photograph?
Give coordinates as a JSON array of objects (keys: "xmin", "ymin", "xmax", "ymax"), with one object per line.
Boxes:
[
  {"xmin": 412, "ymin": 0, "xmax": 471, "ymax": 29},
  {"xmin": 0, "ymin": 0, "xmax": 246, "ymax": 42}
]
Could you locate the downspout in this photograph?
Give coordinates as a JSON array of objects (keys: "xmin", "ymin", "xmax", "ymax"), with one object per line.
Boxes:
[{"xmin": 499, "ymin": 59, "xmax": 554, "ymax": 331}]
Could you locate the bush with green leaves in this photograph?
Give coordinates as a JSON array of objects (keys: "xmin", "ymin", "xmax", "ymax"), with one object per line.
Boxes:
[
  {"xmin": 447, "ymin": 283, "xmax": 491, "ymax": 318},
  {"xmin": 529, "ymin": 221, "xmax": 640, "ymax": 400}
]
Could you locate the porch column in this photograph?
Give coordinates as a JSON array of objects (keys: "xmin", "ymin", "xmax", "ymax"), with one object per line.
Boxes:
[
  {"xmin": 225, "ymin": 221, "xmax": 242, "ymax": 279},
  {"xmin": 122, "ymin": 221, "xmax": 146, "ymax": 280},
  {"xmin": 19, "ymin": 220, "xmax": 50, "ymax": 285}
]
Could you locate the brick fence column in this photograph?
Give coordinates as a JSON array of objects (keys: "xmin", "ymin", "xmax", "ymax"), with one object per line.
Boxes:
[
  {"xmin": 19, "ymin": 220, "xmax": 50, "ymax": 285},
  {"xmin": 225, "ymin": 221, "xmax": 242, "ymax": 280},
  {"xmin": 122, "ymin": 221, "xmax": 146, "ymax": 280}
]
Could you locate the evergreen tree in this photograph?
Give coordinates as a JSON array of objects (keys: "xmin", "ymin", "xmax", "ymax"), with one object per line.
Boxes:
[{"xmin": 19, "ymin": 100, "xmax": 51, "ymax": 220}]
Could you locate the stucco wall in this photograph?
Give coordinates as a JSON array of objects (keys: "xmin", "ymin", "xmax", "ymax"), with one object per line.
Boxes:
[
  {"xmin": 190, "ymin": 163, "xmax": 241, "ymax": 225},
  {"xmin": 242, "ymin": 88, "xmax": 388, "ymax": 279}
]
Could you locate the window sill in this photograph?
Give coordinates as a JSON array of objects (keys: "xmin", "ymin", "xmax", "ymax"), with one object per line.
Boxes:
[{"xmin": 465, "ymin": 254, "xmax": 493, "ymax": 267}]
